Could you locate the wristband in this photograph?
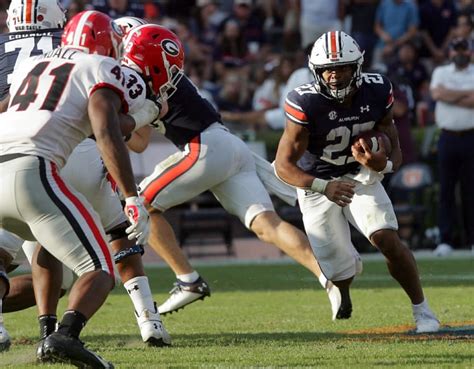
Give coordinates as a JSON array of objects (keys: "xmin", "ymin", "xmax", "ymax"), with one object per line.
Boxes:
[
  {"xmin": 379, "ymin": 160, "xmax": 393, "ymax": 174},
  {"xmin": 310, "ymin": 178, "xmax": 329, "ymax": 194}
]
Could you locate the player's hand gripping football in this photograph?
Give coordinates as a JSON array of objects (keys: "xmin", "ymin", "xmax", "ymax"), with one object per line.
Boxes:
[
  {"xmin": 124, "ymin": 196, "xmax": 150, "ymax": 245},
  {"xmin": 351, "ymin": 137, "xmax": 388, "ymax": 172},
  {"xmin": 324, "ymin": 180, "xmax": 355, "ymax": 207}
]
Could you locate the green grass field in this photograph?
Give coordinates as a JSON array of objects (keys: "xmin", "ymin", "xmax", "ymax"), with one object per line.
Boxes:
[{"xmin": 2, "ymin": 257, "xmax": 473, "ymax": 368}]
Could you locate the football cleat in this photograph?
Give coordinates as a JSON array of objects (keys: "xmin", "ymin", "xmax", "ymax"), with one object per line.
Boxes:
[
  {"xmin": 0, "ymin": 316, "xmax": 11, "ymax": 352},
  {"xmin": 135, "ymin": 303, "xmax": 171, "ymax": 347},
  {"xmin": 325, "ymin": 282, "xmax": 341, "ymax": 321},
  {"xmin": 158, "ymin": 277, "xmax": 211, "ymax": 315},
  {"xmin": 37, "ymin": 332, "xmax": 114, "ymax": 369},
  {"xmin": 413, "ymin": 304, "xmax": 440, "ymax": 333},
  {"xmin": 334, "ymin": 284, "xmax": 352, "ymax": 320}
]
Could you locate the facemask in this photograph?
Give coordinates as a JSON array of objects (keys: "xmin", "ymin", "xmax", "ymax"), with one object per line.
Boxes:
[{"xmin": 452, "ymin": 54, "xmax": 471, "ymax": 68}]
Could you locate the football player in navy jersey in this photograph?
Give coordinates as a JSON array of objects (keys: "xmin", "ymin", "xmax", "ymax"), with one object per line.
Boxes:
[
  {"xmin": 122, "ymin": 24, "xmax": 346, "ymax": 320},
  {"xmin": 275, "ymin": 31, "xmax": 440, "ymax": 333},
  {"xmin": 0, "ymin": 0, "xmax": 65, "ymax": 103}
]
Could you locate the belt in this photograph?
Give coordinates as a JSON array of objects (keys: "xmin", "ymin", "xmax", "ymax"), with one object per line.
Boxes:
[
  {"xmin": 442, "ymin": 128, "xmax": 474, "ymax": 136},
  {"xmin": 0, "ymin": 153, "xmax": 29, "ymax": 163}
]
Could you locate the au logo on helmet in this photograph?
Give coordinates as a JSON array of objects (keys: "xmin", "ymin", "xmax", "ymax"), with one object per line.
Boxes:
[{"xmin": 161, "ymin": 39, "xmax": 180, "ymax": 56}]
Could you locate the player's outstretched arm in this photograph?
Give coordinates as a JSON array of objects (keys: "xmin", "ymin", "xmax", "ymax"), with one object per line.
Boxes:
[{"xmin": 88, "ymin": 88, "xmax": 138, "ymax": 199}]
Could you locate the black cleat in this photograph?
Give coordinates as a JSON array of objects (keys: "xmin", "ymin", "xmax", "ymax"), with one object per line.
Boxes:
[
  {"xmin": 37, "ymin": 332, "xmax": 114, "ymax": 369},
  {"xmin": 335, "ymin": 285, "xmax": 352, "ymax": 320}
]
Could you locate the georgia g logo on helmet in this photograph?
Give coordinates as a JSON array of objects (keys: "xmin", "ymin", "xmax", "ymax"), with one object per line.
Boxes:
[{"xmin": 161, "ymin": 39, "xmax": 180, "ymax": 56}]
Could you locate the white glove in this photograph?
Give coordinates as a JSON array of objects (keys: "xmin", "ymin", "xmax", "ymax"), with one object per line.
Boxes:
[
  {"xmin": 150, "ymin": 118, "xmax": 166, "ymax": 134},
  {"xmin": 124, "ymin": 196, "xmax": 150, "ymax": 245},
  {"xmin": 129, "ymin": 99, "xmax": 160, "ymax": 131}
]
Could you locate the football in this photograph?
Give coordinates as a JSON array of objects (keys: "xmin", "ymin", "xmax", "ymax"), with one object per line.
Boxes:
[{"xmin": 353, "ymin": 130, "xmax": 392, "ymax": 155}]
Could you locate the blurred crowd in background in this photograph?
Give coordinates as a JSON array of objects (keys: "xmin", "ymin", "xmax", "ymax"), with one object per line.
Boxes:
[
  {"xmin": 1, "ymin": 0, "xmax": 473, "ymax": 252},
  {"xmin": 1, "ymin": 0, "xmax": 473, "ymax": 155}
]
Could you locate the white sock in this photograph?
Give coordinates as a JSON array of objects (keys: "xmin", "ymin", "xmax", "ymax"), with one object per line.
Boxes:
[
  {"xmin": 318, "ymin": 274, "xmax": 328, "ymax": 289},
  {"xmin": 124, "ymin": 276, "xmax": 155, "ymax": 315},
  {"xmin": 177, "ymin": 271, "xmax": 199, "ymax": 283},
  {"xmin": 412, "ymin": 298, "xmax": 428, "ymax": 311}
]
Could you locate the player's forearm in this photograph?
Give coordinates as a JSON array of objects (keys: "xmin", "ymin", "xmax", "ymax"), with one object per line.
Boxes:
[
  {"xmin": 95, "ymin": 127, "xmax": 138, "ymax": 198},
  {"xmin": 90, "ymin": 92, "xmax": 138, "ymax": 198},
  {"xmin": 274, "ymin": 159, "xmax": 314, "ymax": 189}
]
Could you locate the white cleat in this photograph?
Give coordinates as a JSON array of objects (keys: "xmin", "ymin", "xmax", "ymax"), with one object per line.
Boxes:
[
  {"xmin": 158, "ymin": 277, "xmax": 211, "ymax": 315},
  {"xmin": 0, "ymin": 317, "xmax": 11, "ymax": 352},
  {"xmin": 413, "ymin": 305, "xmax": 440, "ymax": 333},
  {"xmin": 326, "ymin": 282, "xmax": 342, "ymax": 321},
  {"xmin": 433, "ymin": 243, "xmax": 453, "ymax": 257},
  {"xmin": 135, "ymin": 304, "xmax": 171, "ymax": 347}
]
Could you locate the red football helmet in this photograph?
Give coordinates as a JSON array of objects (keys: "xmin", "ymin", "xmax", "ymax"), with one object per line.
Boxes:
[
  {"xmin": 122, "ymin": 24, "xmax": 184, "ymax": 99},
  {"xmin": 61, "ymin": 10, "xmax": 124, "ymax": 60}
]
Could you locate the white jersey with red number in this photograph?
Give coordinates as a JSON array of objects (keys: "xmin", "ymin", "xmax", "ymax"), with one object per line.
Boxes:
[
  {"xmin": 0, "ymin": 47, "xmax": 128, "ymax": 168},
  {"xmin": 121, "ymin": 66, "xmax": 146, "ymax": 114}
]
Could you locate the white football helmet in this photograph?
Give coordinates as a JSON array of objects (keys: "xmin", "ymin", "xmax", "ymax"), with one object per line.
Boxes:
[
  {"xmin": 7, "ymin": 0, "xmax": 66, "ymax": 32},
  {"xmin": 308, "ymin": 31, "xmax": 364, "ymax": 102},
  {"xmin": 115, "ymin": 16, "xmax": 148, "ymax": 35}
]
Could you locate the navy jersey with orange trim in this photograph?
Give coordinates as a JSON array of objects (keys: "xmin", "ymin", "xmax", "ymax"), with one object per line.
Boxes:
[
  {"xmin": 285, "ymin": 73, "xmax": 394, "ymax": 179},
  {"xmin": 161, "ymin": 75, "xmax": 221, "ymax": 148},
  {"xmin": 0, "ymin": 29, "xmax": 62, "ymax": 100}
]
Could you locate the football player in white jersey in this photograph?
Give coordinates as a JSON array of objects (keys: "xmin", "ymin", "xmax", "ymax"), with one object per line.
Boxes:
[
  {"xmin": 0, "ymin": 10, "xmax": 151, "ymax": 368},
  {"xmin": 0, "ymin": 12, "xmax": 171, "ymax": 352},
  {"xmin": 0, "ymin": 0, "xmax": 67, "ymax": 353},
  {"xmin": 275, "ymin": 31, "xmax": 439, "ymax": 333}
]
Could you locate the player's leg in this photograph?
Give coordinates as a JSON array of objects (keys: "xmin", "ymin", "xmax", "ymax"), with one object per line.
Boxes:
[
  {"xmin": 63, "ymin": 139, "xmax": 170, "ymax": 346},
  {"xmin": 248, "ymin": 210, "xmax": 348, "ymax": 319},
  {"xmin": 108, "ymin": 222, "xmax": 171, "ymax": 346},
  {"xmin": 19, "ymin": 157, "xmax": 115, "ymax": 367},
  {"xmin": 347, "ymin": 179, "xmax": 439, "ymax": 332},
  {"xmin": 3, "ymin": 274, "xmax": 35, "ymax": 312},
  {"xmin": 31, "ymin": 244, "xmax": 64, "ymax": 343},
  {"xmin": 0, "ymin": 228, "xmax": 33, "ymax": 351},
  {"xmin": 296, "ymin": 187, "xmax": 359, "ymax": 320},
  {"xmin": 139, "ymin": 127, "xmax": 242, "ymax": 314},
  {"xmin": 0, "ymin": 247, "xmax": 12, "ymax": 352},
  {"xmin": 4, "ymin": 239, "xmax": 72, "ymax": 342},
  {"xmin": 147, "ymin": 210, "xmax": 210, "ymax": 315},
  {"xmin": 210, "ymin": 136, "xmax": 351, "ymax": 320}
]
